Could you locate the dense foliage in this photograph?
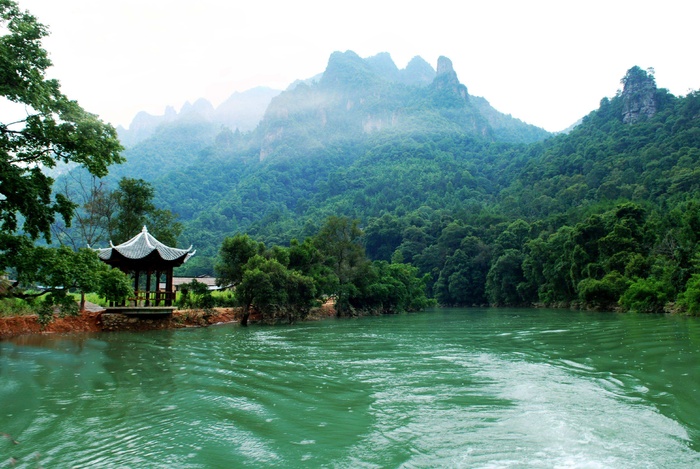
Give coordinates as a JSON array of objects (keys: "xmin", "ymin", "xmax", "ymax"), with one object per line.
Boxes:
[
  {"xmin": 215, "ymin": 216, "xmax": 433, "ymax": 324},
  {"xmin": 0, "ymin": 0, "xmax": 123, "ymax": 241},
  {"xmin": 77, "ymin": 54, "xmax": 699, "ymax": 317},
  {"xmin": 15, "ymin": 4, "xmax": 698, "ymax": 318},
  {"xmin": 188, "ymin": 66, "xmax": 700, "ymax": 315},
  {"xmin": 0, "ymin": 0, "xmax": 129, "ymax": 318}
]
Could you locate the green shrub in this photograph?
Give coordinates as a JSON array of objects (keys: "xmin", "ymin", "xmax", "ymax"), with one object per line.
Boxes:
[
  {"xmin": 578, "ymin": 272, "xmax": 630, "ymax": 309},
  {"xmin": 678, "ymin": 274, "xmax": 700, "ymax": 315},
  {"xmin": 211, "ymin": 290, "xmax": 236, "ymax": 307},
  {"xmin": 619, "ymin": 277, "xmax": 671, "ymax": 313},
  {"xmin": 0, "ymin": 298, "xmax": 35, "ymax": 317},
  {"xmin": 177, "ymin": 280, "xmax": 214, "ymax": 310}
]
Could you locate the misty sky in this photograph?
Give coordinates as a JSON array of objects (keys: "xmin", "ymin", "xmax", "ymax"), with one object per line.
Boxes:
[{"xmin": 18, "ymin": 0, "xmax": 700, "ymax": 132}]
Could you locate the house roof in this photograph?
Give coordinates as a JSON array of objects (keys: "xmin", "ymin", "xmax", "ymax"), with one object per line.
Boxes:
[
  {"xmin": 159, "ymin": 276, "xmax": 224, "ymax": 291},
  {"xmin": 94, "ymin": 226, "xmax": 195, "ymax": 267},
  {"xmin": 172, "ymin": 276, "xmax": 218, "ymax": 287}
]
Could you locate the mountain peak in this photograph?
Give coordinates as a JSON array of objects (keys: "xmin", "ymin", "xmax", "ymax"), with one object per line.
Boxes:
[
  {"xmin": 432, "ymin": 55, "xmax": 468, "ymax": 100},
  {"xmin": 436, "ymin": 56, "xmax": 455, "ymax": 76},
  {"xmin": 320, "ymin": 50, "xmax": 379, "ymax": 90},
  {"xmin": 402, "ymin": 56, "xmax": 435, "ymax": 85},
  {"xmin": 320, "ymin": 51, "xmax": 436, "ymax": 89},
  {"xmin": 365, "ymin": 52, "xmax": 400, "ymax": 81},
  {"xmin": 621, "ymin": 66, "xmax": 657, "ymax": 124}
]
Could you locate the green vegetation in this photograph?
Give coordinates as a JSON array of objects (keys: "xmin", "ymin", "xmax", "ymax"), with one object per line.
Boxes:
[
  {"xmin": 0, "ymin": 0, "xmax": 123, "ymax": 242},
  {"xmin": 193, "ymin": 65, "xmax": 700, "ymax": 316},
  {"xmin": 0, "ymin": 0, "xmax": 130, "ymax": 322},
  {"xmin": 215, "ymin": 216, "xmax": 434, "ymax": 325},
  {"xmin": 5, "ymin": 0, "xmax": 700, "ymax": 321},
  {"xmin": 0, "ymin": 297, "xmax": 35, "ymax": 317},
  {"xmin": 177, "ymin": 279, "xmax": 216, "ymax": 310}
]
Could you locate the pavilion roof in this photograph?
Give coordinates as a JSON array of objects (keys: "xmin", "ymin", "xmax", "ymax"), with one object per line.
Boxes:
[{"xmin": 94, "ymin": 226, "xmax": 195, "ymax": 266}]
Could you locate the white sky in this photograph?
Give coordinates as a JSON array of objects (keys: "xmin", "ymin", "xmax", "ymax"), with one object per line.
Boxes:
[{"xmin": 16, "ymin": 0, "xmax": 700, "ymax": 132}]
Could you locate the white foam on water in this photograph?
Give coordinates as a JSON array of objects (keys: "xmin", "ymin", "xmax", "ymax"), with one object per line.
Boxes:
[{"xmin": 338, "ymin": 351, "xmax": 699, "ymax": 468}]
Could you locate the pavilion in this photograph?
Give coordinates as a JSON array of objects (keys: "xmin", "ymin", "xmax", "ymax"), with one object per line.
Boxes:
[{"xmin": 94, "ymin": 226, "xmax": 195, "ymax": 309}]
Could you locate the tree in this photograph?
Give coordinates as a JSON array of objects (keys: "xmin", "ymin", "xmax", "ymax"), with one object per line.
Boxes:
[
  {"xmin": 0, "ymin": 1, "xmax": 125, "ymax": 317},
  {"xmin": 97, "ymin": 267, "xmax": 133, "ymax": 307},
  {"xmin": 434, "ymin": 236, "xmax": 490, "ymax": 306},
  {"xmin": 485, "ymin": 249, "xmax": 528, "ymax": 306},
  {"xmin": 0, "ymin": 0, "xmax": 123, "ymax": 241},
  {"xmin": 284, "ymin": 269, "xmax": 317, "ymax": 323},
  {"xmin": 51, "ymin": 172, "xmax": 116, "ymax": 250},
  {"xmin": 365, "ymin": 261, "xmax": 432, "ymax": 313},
  {"xmin": 364, "ymin": 213, "xmax": 405, "ymax": 261},
  {"xmin": 619, "ymin": 277, "xmax": 670, "ymax": 314},
  {"xmin": 521, "ymin": 227, "xmax": 577, "ymax": 305},
  {"xmin": 147, "ymin": 207, "xmax": 183, "ymax": 248},
  {"xmin": 236, "ymin": 255, "xmax": 289, "ymax": 326},
  {"xmin": 178, "ymin": 279, "xmax": 214, "ymax": 310},
  {"xmin": 215, "ymin": 234, "xmax": 266, "ymax": 287},
  {"xmin": 110, "ymin": 177, "xmax": 154, "ymax": 242},
  {"xmin": 107, "ymin": 177, "xmax": 182, "ymax": 245},
  {"xmin": 577, "ymin": 271, "xmax": 630, "ymax": 310},
  {"xmin": 313, "ymin": 216, "xmax": 367, "ymax": 316},
  {"xmin": 677, "ymin": 274, "xmax": 700, "ymax": 316},
  {"xmin": 2, "ymin": 245, "xmax": 131, "ymax": 323}
]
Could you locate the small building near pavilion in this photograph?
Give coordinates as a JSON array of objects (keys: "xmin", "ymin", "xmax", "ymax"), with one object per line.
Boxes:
[
  {"xmin": 94, "ymin": 226, "xmax": 195, "ymax": 310},
  {"xmin": 162, "ymin": 276, "xmax": 222, "ymax": 292}
]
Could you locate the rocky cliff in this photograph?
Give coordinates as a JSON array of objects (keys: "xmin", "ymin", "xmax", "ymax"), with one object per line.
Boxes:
[
  {"xmin": 256, "ymin": 51, "xmax": 549, "ymax": 160},
  {"xmin": 621, "ymin": 66, "xmax": 657, "ymax": 124}
]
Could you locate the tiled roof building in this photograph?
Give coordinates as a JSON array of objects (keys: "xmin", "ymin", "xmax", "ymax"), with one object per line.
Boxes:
[
  {"xmin": 95, "ymin": 226, "xmax": 194, "ymax": 267},
  {"xmin": 95, "ymin": 226, "xmax": 195, "ymax": 307}
]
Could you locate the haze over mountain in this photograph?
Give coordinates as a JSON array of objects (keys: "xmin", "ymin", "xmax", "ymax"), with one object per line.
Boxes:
[
  {"xmin": 254, "ymin": 51, "xmax": 550, "ymax": 161},
  {"xmin": 117, "ymin": 86, "xmax": 281, "ymax": 147},
  {"xmin": 117, "ymin": 51, "xmax": 551, "ymax": 152}
]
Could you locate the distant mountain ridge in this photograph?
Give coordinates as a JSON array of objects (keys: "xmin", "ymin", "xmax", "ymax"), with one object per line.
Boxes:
[
  {"xmin": 117, "ymin": 51, "xmax": 550, "ymax": 153},
  {"xmin": 117, "ymin": 86, "xmax": 281, "ymax": 147},
  {"xmin": 255, "ymin": 51, "xmax": 550, "ymax": 160},
  {"xmin": 109, "ymin": 50, "xmax": 552, "ymax": 187}
]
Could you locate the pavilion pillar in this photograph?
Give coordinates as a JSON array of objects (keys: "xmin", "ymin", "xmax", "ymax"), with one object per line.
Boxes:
[
  {"xmin": 133, "ymin": 270, "xmax": 140, "ymax": 306},
  {"xmin": 145, "ymin": 270, "xmax": 152, "ymax": 306},
  {"xmin": 155, "ymin": 270, "xmax": 161, "ymax": 306},
  {"xmin": 166, "ymin": 269, "xmax": 174, "ymax": 306}
]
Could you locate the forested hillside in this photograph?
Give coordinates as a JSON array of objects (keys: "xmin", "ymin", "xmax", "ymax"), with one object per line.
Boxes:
[
  {"xmin": 351, "ymin": 66, "xmax": 700, "ymax": 312},
  {"xmin": 111, "ymin": 52, "xmax": 550, "ymax": 266},
  {"xmin": 59, "ymin": 53, "xmax": 700, "ymax": 312}
]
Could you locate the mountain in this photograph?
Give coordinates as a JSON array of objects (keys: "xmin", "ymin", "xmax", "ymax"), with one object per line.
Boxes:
[
  {"xmin": 77, "ymin": 53, "xmax": 571, "ymax": 268},
  {"xmin": 109, "ymin": 49, "xmax": 553, "ymax": 186},
  {"xmin": 255, "ymin": 51, "xmax": 549, "ymax": 160},
  {"xmin": 60, "ymin": 56, "xmax": 700, "ymax": 311},
  {"xmin": 215, "ymin": 87, "xmax": 283, "ymax": 131},
  {"xmin": 99, "ymin": 51, "xmax": 553, "ymax": 263},
  {"xmin": 119, "ymin": 106, "xmax": 178, "ymax": 147},
  {"xmin": 108, "ymin": 52, "xmax": 554, "ymax": 271},
  {"xmin": 116, "ymin": 86, "xmax": 281, "ymax": 147}
]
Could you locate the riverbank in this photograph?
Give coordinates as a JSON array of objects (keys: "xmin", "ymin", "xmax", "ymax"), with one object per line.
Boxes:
[
  {"xmin": 0, "ymin": 308, "xmax": 239, "ymax": 339},
  {"xmin": 0, "ymin": 302, "xmax": 338, "ymax": 339}
]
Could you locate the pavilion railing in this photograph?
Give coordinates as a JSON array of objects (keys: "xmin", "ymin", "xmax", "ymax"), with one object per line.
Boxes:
[
  {"xmin": 109, "ymin": 290, "xmax": 176, "ymax": 307},
  {"xmin": 132, "ymin": 290, "xmax": 176, "ymax": 307}
]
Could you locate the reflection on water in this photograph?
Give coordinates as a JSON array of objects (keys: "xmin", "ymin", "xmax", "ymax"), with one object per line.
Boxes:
[{"xmin": 1, "ymin": 309, "xmax": 699, "ymax": 467}]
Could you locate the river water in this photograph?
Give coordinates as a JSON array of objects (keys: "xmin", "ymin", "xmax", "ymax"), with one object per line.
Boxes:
[{"xmin": 1, "ymin": 308, "xmax": 699, "ymax": 468}]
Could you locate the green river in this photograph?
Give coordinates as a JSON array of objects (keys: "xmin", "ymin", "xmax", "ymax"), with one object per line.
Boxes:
[{"xmin": 1, "ymin": 308, "xmax": 699, "ymax": 468}]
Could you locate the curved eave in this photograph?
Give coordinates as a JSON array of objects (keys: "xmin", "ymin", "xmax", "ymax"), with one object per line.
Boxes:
[
  {"xmin": 99, "ymin": 249, "xmax": 193, "ymax": 270},
  {"xmin": 93, "ymin": 227, "xmax": 195, "ymax": 270}
]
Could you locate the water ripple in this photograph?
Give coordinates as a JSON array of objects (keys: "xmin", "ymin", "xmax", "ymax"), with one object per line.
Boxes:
[{"xmin": 1, "ymin": 309, "xmax": 700, "ymax": 467}]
